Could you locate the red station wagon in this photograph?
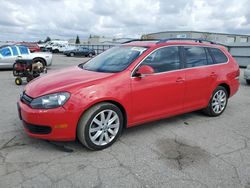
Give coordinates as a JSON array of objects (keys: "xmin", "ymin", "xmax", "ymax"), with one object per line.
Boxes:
[{"xmin": 18, "ymin": 38, "xmax": 240, "ymax": 150}]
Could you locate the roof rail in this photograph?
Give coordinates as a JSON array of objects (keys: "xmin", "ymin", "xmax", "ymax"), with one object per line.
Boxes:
[
  {"xmin": 157, "ymin": 38, "xmax": 219, "ymax": 45},
  {"xmin": 122, "ymin": 39, "xmax": 160, "ymax": 44}
]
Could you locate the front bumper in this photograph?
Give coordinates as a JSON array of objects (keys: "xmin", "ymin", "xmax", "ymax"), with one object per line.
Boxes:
[
  {"xmin": 244, "ymin": 69, "xmax": 250, "ymax": 80},
  {"xmin": 18, "ymin": 101, "xmax": 78, "ymax": 141}
]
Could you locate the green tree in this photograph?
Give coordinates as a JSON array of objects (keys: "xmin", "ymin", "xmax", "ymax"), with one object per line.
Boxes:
[
  {"xmin": 44, "ymin": 36, "xmax": 51, "ymax": 43},
  {"xmin": 75, "ymin": 35, "xmax": 80, "ymax": 44}
]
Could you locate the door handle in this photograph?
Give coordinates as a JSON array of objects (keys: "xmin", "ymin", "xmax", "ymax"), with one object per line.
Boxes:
[
  {"xmin": 176, "ymin": 77, "xmax": 185, "ymax": 83},
  {"xmin": 210, "ymin": 72, "xmax": 217, "ymax": 77}
]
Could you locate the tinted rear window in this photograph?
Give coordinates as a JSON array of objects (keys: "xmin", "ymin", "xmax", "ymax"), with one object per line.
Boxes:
[
  {"xmin": 209, "ymin": 48, "xmax": 228, "ymax": 64},
  {"xmin": 184, "ymin": 46, "xmax": 208, "ymax": 68},
  {"xmin": 0, "ymin": 47, "xmax": 11, "ymax": 57},
  {"xmin": 11, "ymin": 46, "xmax": 19, "ymax": 56}
]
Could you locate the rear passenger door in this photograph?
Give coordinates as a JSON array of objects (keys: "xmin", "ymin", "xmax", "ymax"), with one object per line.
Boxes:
[
  {"xmin": 182, "ymin": 46, "xmax": 217, "ymax": 111},
  {"xmin": 82, "ymin": 48, "xmax": 89, "ymax": 56},
  {"xmin": 18, "ymin": 46, "xmax": 30, "ymax": 59}
]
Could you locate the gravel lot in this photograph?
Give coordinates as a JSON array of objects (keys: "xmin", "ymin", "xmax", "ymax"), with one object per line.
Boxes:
[{"xmin": 0, "ymin": 54, "xmax": 249, "ymax": 188}]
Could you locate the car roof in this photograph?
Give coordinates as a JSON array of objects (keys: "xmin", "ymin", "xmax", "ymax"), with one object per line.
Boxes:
[
  {"xmin": 0, "ymin": 45, "xmax": 9, "ymax": 49},
  {"xmin": 123, "ymin": 39, "xmax": 225, "ymax": 49},
  {"xmin": 0, "ymin": 45, "xmax": 28, "ymax": 49}
]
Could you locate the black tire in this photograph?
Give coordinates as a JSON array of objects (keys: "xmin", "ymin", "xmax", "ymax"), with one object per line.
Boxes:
[
  {"xmin": 53, "ymin": 49, "xmax": 59, "ymax": 53},
  {"xmin": 70, "ymin": 52, "xmax": 74, "ymax": 57},
  {"xmin": 26, "ymin": 76, "xmax": 33, "ymax": 83},
  {"xmin": 203, "ymin": 86, "xmax": 228, "ymax": 117},
  {"xmin": 246, "ymin": 80, "xmax": 250, "ymax": 85},
  {"xmin": 15, "ymin": 77, "xmax": 22, "ymax": 85},
  {"xmin": 13, "ymin": 63, "xmax": 18, "ymax": 76},
  {"xmin": 77, "ymin": 102, "xmax": 123, "ymax": 150},
  {"xmin": 33, "ymin": 58, "xmax": 46, "ymax": 67}
]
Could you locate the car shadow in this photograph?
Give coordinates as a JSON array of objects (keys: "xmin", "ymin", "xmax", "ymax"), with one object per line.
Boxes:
[
  {"xmin": 36, "ymin": 110, "xmax": 206, "ymax": 153},
  {"xmin": 123, "ymin": 110, "xmax": 205, "ymax": 135}
]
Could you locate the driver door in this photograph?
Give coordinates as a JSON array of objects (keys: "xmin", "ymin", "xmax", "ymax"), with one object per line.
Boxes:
[{"xmin": 131, "ymin": 46, "xmax": 186, "ymax": 124}]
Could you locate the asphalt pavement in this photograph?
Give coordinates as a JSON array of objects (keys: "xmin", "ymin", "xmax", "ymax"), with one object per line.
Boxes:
[{"xmin": 0, "ymin": 54, "xmax": 249, "ymax": 188}]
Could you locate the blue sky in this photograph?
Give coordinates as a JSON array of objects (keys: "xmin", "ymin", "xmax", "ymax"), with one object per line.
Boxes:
[{"xmin": 0, "ymin": 0, "xmax": 249, "ymax": 41}]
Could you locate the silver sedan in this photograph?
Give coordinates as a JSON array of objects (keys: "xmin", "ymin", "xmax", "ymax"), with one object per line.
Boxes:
[
  {"xmin": 244, "ymin": 65, "xmax": 250, "ymax": 85},
  {"xmin": 0, "ymin": 45, "xmax": 52, "ymax": 69}
]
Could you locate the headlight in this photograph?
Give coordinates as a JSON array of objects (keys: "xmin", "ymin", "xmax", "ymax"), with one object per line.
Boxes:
[{"xmin": 30, "ymin": 92, "xmax": 70, "ymax": 109}]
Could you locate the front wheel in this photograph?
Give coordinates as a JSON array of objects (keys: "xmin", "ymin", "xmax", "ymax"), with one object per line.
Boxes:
[
  {"xmin": 77, "ymin": 102, "xmax": 123, "ymax": 150},
  {"xmin": 203, "ymin": 86, "xmax": 228, "ymax": 117},
  {"xmin": 15, "ymin": 77, "xmax": 22, "ymax": 85}
]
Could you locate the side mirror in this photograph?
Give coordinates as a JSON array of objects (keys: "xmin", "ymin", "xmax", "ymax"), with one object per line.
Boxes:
[{"xmin": 134, "ymin": 65, "xmax": 154, "ymax": 77}]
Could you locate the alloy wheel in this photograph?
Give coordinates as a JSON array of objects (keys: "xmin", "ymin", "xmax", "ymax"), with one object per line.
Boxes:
[
  {"xmin": 211, "ymin": 90, "xmax": 227, "ymax": 114},
  {"xmin": 89, "ymin": 110, "xmax": 120, "ymax": 146}
]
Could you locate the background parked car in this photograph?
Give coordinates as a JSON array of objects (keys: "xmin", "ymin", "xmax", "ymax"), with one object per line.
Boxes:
[
  {"xmin": 244, "ymin": 65, "xmax": 250, "ymax": 84},
  {"xmin": 17, "ymin": 42, "xmax": 40, "ymax": 53},
  {"xmin": 64, "ymin": 47, "xmax": 95, "ymax": 57},
  {"xmin": 51, "ymin": 43, "xmax": 76, "ymax": 53},
  {"xmin": 45, "ymin": 40, "xmax": 68, "ymax": 52},
  {"xmin": 0, "ymin": 45, "xmax": 52, "ymax": 69}
]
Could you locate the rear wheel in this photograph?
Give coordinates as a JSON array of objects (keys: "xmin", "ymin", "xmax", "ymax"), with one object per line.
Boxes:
[
  {"xmin": 246, "ymin": 80, "xmax": 250, "ymax": 85},
  {"xmin": 26, "ymin": 76, "xmax": 33, "ymax": 83},
  {"xmin": 33, "ymin": 58, "xmax": 46, "ymax": 68},
  {"xmin": 203, "ymin": 86, "xmax": 228, "ymax": 117},
  {"xmin": 77, "ymin": 102, "xmax": 123, "ymax": 150}
]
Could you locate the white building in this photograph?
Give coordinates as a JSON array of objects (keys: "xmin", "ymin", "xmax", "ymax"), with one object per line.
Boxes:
[{"xmin": 142, "ymin": 31, "xmax": 250, "ymax": 44}]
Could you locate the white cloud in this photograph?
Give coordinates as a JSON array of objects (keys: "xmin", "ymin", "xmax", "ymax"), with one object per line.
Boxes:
[{"xmin": 0, "ymin": 0, "xmax": 249, "ymax": 41}]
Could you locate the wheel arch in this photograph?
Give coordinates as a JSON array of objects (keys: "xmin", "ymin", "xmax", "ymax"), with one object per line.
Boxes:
[
  {"xmin": 218, "ymin": 83, "xmax": 230, "ymax": 97},
  {"xmin": 33, "ymin": 57, "xmax": 47, "ymax": 66},
  {"xmin": 77, "ymin": 99, "xmax": 128, "ymax": 130}
]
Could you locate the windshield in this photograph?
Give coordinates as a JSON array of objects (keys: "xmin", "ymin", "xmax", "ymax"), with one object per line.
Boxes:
[{"xmin": 81, "ymin": 46, "xmax": 148, "ymax": 73}]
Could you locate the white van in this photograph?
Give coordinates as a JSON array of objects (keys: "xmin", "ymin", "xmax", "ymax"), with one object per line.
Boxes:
[{"xmin": 45, "ymin": 40, "xmax": 68, "ymax": 52}]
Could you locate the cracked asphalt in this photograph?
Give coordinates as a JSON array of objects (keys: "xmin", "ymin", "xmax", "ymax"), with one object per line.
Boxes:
[{"xmin": 0, "ymin": 54, "xmax": 250, "ymax": 188}]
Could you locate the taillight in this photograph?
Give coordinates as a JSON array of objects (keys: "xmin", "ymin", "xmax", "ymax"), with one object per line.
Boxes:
[{"xmin": 235, "ymin": 69, "xmax": 240, "ymax": 80}]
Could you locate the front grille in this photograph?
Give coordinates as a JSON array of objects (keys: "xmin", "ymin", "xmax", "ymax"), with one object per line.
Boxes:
[
  {"xmin": 23, "ymin": 121, "xmax": 52, "ymax": 134},
  {"xmin": 21, "ymin": 92, "xmax": 33, "ymax": 105}
]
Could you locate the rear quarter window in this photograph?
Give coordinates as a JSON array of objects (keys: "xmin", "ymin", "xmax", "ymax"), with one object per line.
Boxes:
[
  {"xmin": 0, "ymin": 47, "xmax": 12, "ymax": 57},
  {"xmin": 209, "ymin": 48, "xmax": 228, "ymax": 64}
]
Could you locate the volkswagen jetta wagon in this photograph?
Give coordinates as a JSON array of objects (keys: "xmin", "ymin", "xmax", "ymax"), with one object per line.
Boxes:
[{"xmin": 18, "ymin": 39, "xmax": 240, "ymax": 150}]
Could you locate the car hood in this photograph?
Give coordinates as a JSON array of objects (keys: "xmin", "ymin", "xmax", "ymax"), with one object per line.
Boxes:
[{"xmin": 25, "ymin": 66, "xmax": 114, "ymax": 98}]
